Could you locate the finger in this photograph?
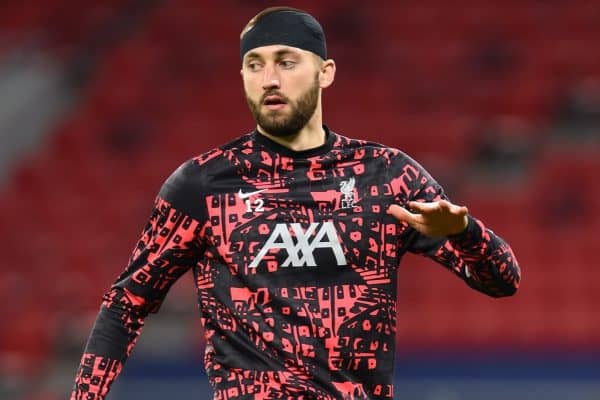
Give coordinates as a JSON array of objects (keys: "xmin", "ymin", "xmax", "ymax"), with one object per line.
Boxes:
[
  {"xmin": 440, "ymin": 200, "xmax": 469, "ymax": 215},
  {"xmin": 388, "ymin": 204, "xmax": 418, "ymax": 223},
  {"xmin": 439, "ymin": 200, "xmax": 452, "ymax": 211},
  {"xmin": 407, "ymin": 201, "xmax": 440, "ymax": 213}
]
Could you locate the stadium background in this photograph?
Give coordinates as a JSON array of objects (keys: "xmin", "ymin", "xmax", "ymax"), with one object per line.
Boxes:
[{"xmin": 0, "ymin": 1, "xmax": 599, "ymax": 399}]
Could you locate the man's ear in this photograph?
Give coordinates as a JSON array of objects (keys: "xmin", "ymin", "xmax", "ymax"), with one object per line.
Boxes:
[{"xmin": 319, "ymin": 59, "xmax": 336, "ymax": 89}]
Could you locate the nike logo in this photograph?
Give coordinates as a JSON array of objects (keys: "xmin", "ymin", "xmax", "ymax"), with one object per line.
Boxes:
[{"xmin": 237, "ymin": 188, "xmax": 266, "ymax": 200}]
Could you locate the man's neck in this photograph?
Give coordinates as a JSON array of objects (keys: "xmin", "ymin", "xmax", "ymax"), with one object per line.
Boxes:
[{"xmin": 257, "ymin": 119, "xmax": 325, "ymax": 152}]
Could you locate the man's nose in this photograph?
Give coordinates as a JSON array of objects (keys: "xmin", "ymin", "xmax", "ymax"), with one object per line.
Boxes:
[{"xmin": 262, "ymin": 66, "xmax": 280, "ymax": 90}]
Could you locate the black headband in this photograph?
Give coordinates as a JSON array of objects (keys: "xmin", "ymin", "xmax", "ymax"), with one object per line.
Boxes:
[{"xmin": 240, "ymin": 10, "xmax": 327, "ymax": 61}]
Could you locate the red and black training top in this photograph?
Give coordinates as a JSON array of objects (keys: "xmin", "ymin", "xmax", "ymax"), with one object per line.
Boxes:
[{"xmin": 71, "ymin": 127, "xmax": 521, "ymax": 400}]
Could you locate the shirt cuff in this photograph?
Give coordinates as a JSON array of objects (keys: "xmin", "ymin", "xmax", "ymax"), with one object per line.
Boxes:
[{"xmin": 446, "ymin": 215, "xmax": 485, "ymax": 248}]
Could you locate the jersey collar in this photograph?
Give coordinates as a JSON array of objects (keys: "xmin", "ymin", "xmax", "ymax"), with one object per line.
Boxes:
[{"xmin": 252, "ymin": 125, "xmax": 335, "ymax": 158}]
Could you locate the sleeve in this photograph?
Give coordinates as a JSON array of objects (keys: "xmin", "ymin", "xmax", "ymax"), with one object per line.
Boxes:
[
  {"xmin": 71, "ymin": 160, "xmax": 208, "ymax": 399},
  {"xmin": 390, "ymin": 153, "xmax": 521, "ymax": 298},
  {"xmin": 409, "ymin": 214, "xmax": 521, "ymax": 297}
]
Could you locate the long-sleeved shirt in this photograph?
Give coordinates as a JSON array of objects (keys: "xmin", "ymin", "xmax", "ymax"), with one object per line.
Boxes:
[{"xmin": 71, "ymin": 127, "xmax": 521, "ymax": 399}]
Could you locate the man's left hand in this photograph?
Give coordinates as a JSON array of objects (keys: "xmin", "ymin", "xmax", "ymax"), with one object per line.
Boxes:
[{"xmin": 388, "ymin": 200, "xmax": 469, "ymax": 237}]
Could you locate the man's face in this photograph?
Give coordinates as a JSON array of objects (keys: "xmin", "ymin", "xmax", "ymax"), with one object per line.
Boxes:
[{"xmin": 241, "ymin": 45, "xmax": 321, "ymax": 137}]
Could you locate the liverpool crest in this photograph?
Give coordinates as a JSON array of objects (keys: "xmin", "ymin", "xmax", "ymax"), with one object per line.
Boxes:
[{"xmin": 340, "ymin": 177, "xmax": 356, "ymax": 209}]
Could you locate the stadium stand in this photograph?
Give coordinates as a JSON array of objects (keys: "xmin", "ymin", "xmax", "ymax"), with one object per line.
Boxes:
[{"xmin": 0, "ymin": 1, "xmax": 598, "ymax": 398}]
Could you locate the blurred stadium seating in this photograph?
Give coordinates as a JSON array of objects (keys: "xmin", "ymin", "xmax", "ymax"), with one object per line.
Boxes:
[{"xmin": 0, "ymin": 1, "xmax": 599, "ymax": 399}]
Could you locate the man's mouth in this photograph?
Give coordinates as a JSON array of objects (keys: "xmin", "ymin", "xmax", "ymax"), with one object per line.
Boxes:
[{"xmin": 263, "ymin": 95, "xmax": 287, "ymax": 110}]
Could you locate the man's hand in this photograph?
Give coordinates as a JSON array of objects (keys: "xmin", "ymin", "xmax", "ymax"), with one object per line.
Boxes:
[{"xmin": 388, "ymin": 200, "xmax": 469, "ymax": 237}]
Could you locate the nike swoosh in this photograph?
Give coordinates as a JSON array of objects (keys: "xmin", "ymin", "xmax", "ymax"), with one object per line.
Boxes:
[{"xmin": 237, "ymin": 188, "xmax": 266, "ymax": 200}]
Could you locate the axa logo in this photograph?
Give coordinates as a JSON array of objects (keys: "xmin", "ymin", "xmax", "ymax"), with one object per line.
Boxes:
[{"xmin": 248, "ymin": 222, "xmax": 347, "ymax": 268}]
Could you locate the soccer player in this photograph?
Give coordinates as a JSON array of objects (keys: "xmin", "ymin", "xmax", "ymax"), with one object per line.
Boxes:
[{"xmin": 71, "ymin": 7, "xmax": 521, "ymax": 400}]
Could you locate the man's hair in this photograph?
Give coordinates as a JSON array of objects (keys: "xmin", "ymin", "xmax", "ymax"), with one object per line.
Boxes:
[{"xmin": 240, "ymin": 6, "xmax": 310, "ymax": 40}]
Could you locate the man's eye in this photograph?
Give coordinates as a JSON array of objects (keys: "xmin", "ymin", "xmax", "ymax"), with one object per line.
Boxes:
[
  {"xmin": 248, "ymin": 62, "xmax": 262, "ymax": 71},
  {"xmin": 280, "ymin": 61, "xmax": 296, "ymax": 68}
]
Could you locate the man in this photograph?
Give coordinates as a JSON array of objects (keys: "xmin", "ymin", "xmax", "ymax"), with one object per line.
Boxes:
[{"xmin": 71, "ymin": 7, "xmax": 521, "ymax": 400}]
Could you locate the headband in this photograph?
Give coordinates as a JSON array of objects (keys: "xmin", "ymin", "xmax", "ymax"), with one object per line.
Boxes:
[{"xmin": 240, "ymin": 10, "xmax": 327, "ymax": 61}]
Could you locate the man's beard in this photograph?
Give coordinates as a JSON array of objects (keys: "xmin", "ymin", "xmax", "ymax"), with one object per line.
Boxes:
[{"xmin": 246, "ymin": 75, "xmax": 320, "ymax": 137}]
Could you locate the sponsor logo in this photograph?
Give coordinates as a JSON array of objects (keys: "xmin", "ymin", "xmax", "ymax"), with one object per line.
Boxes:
[{"xmin": 248, "ymin": 222, "xmax": 347, "ymax": 268}]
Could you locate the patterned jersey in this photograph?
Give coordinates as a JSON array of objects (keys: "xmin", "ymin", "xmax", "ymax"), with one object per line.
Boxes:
[{"xmin": 71, "ymin": 127, "xmax": 521, "ymax": 400}]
